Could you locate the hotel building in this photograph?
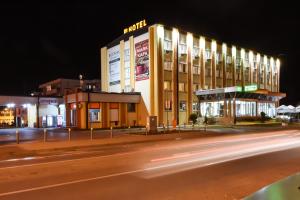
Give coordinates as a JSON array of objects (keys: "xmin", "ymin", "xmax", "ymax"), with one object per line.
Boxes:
[{"xmin": 100, "ymin": 22, "xmax": 285, "ymax": 126}]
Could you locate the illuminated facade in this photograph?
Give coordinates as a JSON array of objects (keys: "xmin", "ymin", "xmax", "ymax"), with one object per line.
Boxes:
[{"xmin": 101, "ymin": 23, "xmax": 285, "ymax": 126}]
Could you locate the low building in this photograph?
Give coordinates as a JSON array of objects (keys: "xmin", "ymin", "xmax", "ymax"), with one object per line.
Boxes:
[
  {"xmin": 64, "ymin": 92, "xmax": 144, "ymax": 129},
  {"xmin": 0, "ymin": 95, "xmax": 64, "ymax": 128},
  {"xmin": 39, "ymin": 78, "xmax": 101, "ymax": 96}
]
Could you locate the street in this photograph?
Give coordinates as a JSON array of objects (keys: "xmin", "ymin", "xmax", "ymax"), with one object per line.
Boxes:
[{"xmin": 0, "ymin": 129, "xmax": 300, "ymax": 199}]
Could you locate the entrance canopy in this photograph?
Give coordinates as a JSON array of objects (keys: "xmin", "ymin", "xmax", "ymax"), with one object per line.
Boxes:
[
  {"xmin": 277, "ymin": 105, "xmax": 297, "ymax": 114},
  {"xmin": 196, "ymin": 86, "xmax": 286, "ymax": 102}
]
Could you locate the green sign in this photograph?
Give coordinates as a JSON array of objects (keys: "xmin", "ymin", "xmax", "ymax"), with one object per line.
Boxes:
[
  {"xmin": 244, "ymin": 84, "xmax": 257, "ymax": 92},
  {"xmin": 236, "ymin": 86, "xmax": 243, "ymax": 92}
]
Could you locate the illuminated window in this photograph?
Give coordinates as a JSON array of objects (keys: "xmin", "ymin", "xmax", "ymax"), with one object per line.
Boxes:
[
  {"xmin": 193, "ymin": 66, "xmax": 200, "ymax": 74},
  {"xmin": 179, "ymin": 101, "xmax": 186, "ymax": 111},
  {"xmin": 179, "ymin": 44, "xmax": 187, "ymax": 55},
  {"xmin": 205, "ymin": 49, "xmax": 211, "ymax": 60},
  {"xmin": 164, "ymin": 61, "xmax": 172, "ymax": 70},
  {"xmin": 164, "ymin": 81, "xmax": 171, "ymax": 90},
  {"xmin": 178, "ymin": 83, "xmax": 185, "ymax": 92},
  {"xmin": 179, "ymin": 63, "xmax": 186, "ymax": 73},
  {"xmin": 89, "ymin": 109, "xmax": 101, "ymax": 122},
  {"xmin": 164, "ymin": 40, "xmax": 172, "ymax": 51},
  {"xmin": 193, "ymin": 84, "xmax": 200, "ymax": 92},
  {"xmin": 226, "ymin": 56, "xmax": 232, "ymax": 64},
  {"xmin": 164, "ymin": 100, "xmax": 172, "ymax": 111},
  {"xmin": 193, "ymin": 47, "xmax": 200, "ymax": 58},
  {"xmin": 192, "ymin": 102, "xmax": 200, "ymax": 111}
]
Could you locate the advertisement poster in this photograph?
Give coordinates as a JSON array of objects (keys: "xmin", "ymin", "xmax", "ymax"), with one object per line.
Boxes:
[
  {"xmin": 109, "ymin": 46, "xmax": 120, "ymax": 86},
  {"xmin": 135, "ymin": 40, "xmax": 149, "ymax": 81}
]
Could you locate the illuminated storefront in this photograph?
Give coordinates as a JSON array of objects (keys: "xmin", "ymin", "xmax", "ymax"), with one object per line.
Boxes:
[
  {"xmin": 101, "ymin": 21, "xmax": 286, "ymax": 125},
  {"xmin": 65, "ymin": 92, "xmax": 141, "ymax": 129},
  {"xmin": 0, "ymin": 96, "xmax": 65, "ymax": 128}
]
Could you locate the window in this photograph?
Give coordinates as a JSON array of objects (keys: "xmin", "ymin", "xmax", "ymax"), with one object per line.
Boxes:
[
  {"xmin": 179, "ymin": 83, "xmax": 185, "ymax": 92},
  {"xmin": 127, "ymin": 103, "xmax": 136, "ymax": 112},
  {"xmin": 193, "ymin": 47, "xmax": 200, "ymax": 58},
  {"xmin": 124, "ymin": 49, "xmax": 130, "ymax": 61},
  {"xmin": 193, "ymin": 66, "xmax": 200, "ymax": 74},
  {"xmin": 179, "ymin": 44, "xmax": 187, "ymax": 54},
  {"xmin": 205, "ymin": 49, "xmax": 211, "ymax": 60},
  {"xmin": 216, "ymin": 53, "xmax": 222, "ymax": 63},
  {"xmin": 227, "ymin": 56, "xmax": 232, "ymax": 64},
  {"xmin": 125, "ymin": 67, "xmax": 130, "ymax": 80},
  {"xmin": 192, "ymin": 102, "xmax": 200, "ymax": 111},
  {"xmin": 89, "ymin": 109, "xmax": 101, "ymax": 122},
  {"xmin": 164, "ymin": 61, "xmax": 172, "ymax": 70},
  {"xmin": 193, "ymin": 84, "xmax": 200, "ymax": 92},
  {"xmin": 46, "ymin": 85, "xmax": 51, "ymax": 92},
  {"xmin": 179, "ymin": 63, "xmax": 186, "ymax": 73},
  {"xmin": 164, "ymin": 81, "xmax": 171, "ymax": 90},
  {"xmin": 179, "ymin": 101, "xmax": 186, "ymax": 111},
  {"xmin": 165, "ymin": 100, "xmax": 172, "ymax": 111},
  {"xmin": 164, "ymin": 40, "xmax": 172, "ymax": 51}
]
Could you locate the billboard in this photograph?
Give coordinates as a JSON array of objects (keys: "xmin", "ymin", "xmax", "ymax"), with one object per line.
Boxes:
[
  {"xmin": 135, "ymin": 39, "xmax": 149, "ymax": 81},
  {"xmin": 108, "ymin": 46, "xmax": 120, "ymax": 86}
]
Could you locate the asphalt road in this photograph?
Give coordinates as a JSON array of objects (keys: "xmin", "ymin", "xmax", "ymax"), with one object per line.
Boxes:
[{"xmin": 1, "ymin": 129, "xmax": 300, "ymax": 199}]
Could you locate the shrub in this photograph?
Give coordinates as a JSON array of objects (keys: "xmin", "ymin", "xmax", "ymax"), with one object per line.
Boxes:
[{"xmin": 189, "ymin": 113, "xmax": 198, "ymax": 125}]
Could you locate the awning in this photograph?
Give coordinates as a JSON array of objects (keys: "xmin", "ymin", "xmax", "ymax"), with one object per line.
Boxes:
[{"xmin": 195, "ymin": 86, "xmax": 286, "ymax": 102}]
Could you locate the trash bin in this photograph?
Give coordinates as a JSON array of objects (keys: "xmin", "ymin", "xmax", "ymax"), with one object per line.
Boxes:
[{"xmin": 147, "ymin": 116, "xmax": 157, "ymax": 134}]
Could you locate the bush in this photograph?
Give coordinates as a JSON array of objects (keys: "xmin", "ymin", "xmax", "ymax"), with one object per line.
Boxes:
[
  {"xmin": 260, "ymin": 112, "xmax": 270, "ymax": 123},
  {"xmin": 189, "ymin": 113, "xmax": 198, "ymax": 125}
]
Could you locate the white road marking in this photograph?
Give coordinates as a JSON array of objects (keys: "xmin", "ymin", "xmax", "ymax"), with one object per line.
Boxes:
[
  {"xmin": 0, "ymin": 138, "xmax": 300, "ymax": 197},
  {"xmin": 0, "ymin": 131, "xmax": 298, "ymax": 170}
]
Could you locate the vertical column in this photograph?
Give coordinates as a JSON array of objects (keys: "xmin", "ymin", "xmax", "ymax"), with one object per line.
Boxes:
[
  {"xmin": 120, "ymin": 40, "xmax": 125, "ymax": 91},
  {"xmin": 270, "ymin": 57, "xmax": 274, "ymax": 92},
  {"xmin": 156, "ymin": 25, "xmax": 164, "ymax": 125},
  {"xmin": 129, "ymin": 36, "xmax": 135, "ymax": 91},
  {"xmin": 187, "ymin": 33, "xmax": 193, "ymax": 118},
  {"xmin": 276, "ymin": 59, "xmax": 280, "ymax": 92},
  {"xmin": 249, "ymin": 51, "xmax": 253, "ymax": 84},
  {"xmin": 263, "ymin": 56, "xmax": 267, "ymax": 89},
  {"xmin": 199, "ymin": 37, "xmax": 205, "ymax": 89},
  {"xmin": 241, "ymin": 49, "xmax": 245, "ymax": 88},
  {"xmin": 172, "ymin": 28, "xmax": 179, "ymax": 125},
  {"xmin": 256, "ymin": 54, "xmax": 261, "ymax": 89},
  {"xmin": 149, "ymin": 27, "xmax": 155, "ymax": 116},
  {"xmin": 232, "ymin": 46, "xmax": 237, "ymax": 86},
  {"xmin": 222, "ymin": 43, "xmax": 227, "ymax": 88},
  {"xmin": 211, "ymin": 40, "xmax": 217, "ymax": 89},
  {"xmin": 101, "ymin": 47, "xmax": 108, "ymax": 92}
]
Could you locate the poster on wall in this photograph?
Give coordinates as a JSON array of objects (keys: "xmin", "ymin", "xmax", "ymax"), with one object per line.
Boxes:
[
  {"xmin": 135, "ymin": 39, "xmax": 149, "ymax": 81},
  {"xmin": 109, "ymin": 46, "xmax": 121, "ymax": 86}
]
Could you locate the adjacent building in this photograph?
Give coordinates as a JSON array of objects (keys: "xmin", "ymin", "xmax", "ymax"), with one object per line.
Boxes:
[
  {"xmin": 100, "ymin": 22, "xmax": 285, "ymax": 126},
  {"xmin": 39, "ymin": 78, "xmax": 101, "ymax": 96},
  {"xmin": 0, "ymin": 95, "xmax": 64, "ymax": 128}
]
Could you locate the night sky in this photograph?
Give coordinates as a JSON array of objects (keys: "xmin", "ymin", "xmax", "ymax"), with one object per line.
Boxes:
[{"xmin": 0, "ymin": 1, "xmax": 299, "ymax": 105}]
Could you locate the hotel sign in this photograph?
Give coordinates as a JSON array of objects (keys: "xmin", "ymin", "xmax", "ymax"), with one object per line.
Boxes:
[{"xmin": 124, "ymin": 19, "xmax": 147, "ymax": 34}]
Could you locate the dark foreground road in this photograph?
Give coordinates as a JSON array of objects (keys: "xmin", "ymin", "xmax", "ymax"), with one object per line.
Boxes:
[{"xmin": 1, "ymin": 129, "xmax": 300, "ymax": 199}]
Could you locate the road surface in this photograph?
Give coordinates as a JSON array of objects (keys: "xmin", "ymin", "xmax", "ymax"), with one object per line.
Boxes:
[{"xmin": 1, "ymin": 129, "xmax": 300, "ymax": 199}]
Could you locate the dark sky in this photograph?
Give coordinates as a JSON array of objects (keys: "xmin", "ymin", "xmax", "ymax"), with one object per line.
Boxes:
[{"xmin": 0, "ymin": 1, "xmax": 299, "ymax": 105}]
